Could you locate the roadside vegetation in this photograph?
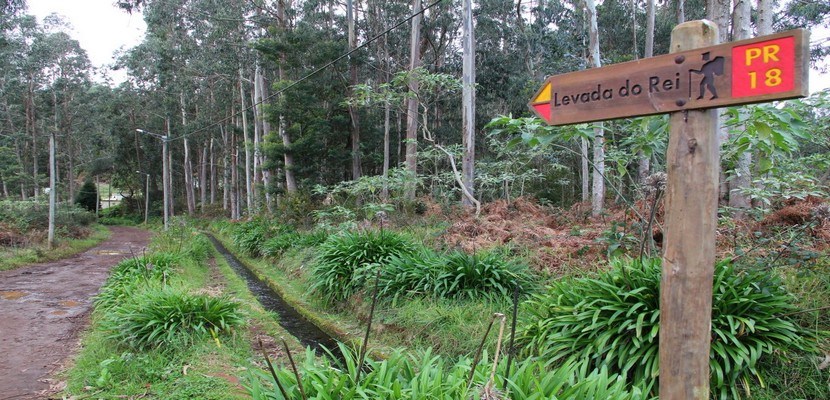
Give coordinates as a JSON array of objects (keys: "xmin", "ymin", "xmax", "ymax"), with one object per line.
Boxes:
[{"xmin": 0, "ymin": 200, "xmax": 107, "ymax": 271}]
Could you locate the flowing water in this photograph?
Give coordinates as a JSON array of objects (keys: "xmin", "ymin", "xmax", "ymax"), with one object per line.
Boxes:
[{"xmin": 206, "ymin": 234, "xmax": 340, "ymax": 357}]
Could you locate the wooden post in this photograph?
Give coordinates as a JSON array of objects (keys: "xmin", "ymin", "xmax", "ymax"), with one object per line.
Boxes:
[{"xmin": 659, "ymin": 20, "xmax": 720, "ymax": 400}]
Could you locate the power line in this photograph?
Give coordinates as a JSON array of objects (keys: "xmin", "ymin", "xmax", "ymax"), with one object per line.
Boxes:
[{"xmin": 165, "ymin": 0, "xmax": 446, "ymax": 143}]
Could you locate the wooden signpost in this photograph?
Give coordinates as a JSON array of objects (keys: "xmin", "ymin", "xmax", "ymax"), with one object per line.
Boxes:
[
  {"xmin": 529, "ymin": 28, "xmax": 809, "ymax": 126},
  {"xmin": 529, "ymin": 21, "xmax": 809, "ymax": 399}
]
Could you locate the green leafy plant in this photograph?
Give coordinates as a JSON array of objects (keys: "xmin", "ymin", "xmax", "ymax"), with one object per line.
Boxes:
[
  {"xmin": 519, "ymin": 258, "xmax": 815, "ymax": 399},
  {"xmin": 95, "ymin": 252, "xmax": 179, "ymax": 311},
  {"xmin": 310, "ymin": 230, "xmax": 417, "ymax": 303},
  {"xmin": 103, "ymin": 287, "xmax": 244, "ymax": 350},
  {"xmin": 243, "ymin": 343, "xmax": 652, "ymax": 400}
]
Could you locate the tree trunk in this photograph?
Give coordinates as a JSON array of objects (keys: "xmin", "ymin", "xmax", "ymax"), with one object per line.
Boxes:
[
  {"xmin": 581, "ymin": 138, "xmax": 589, "ymax": 202},
  {"xmin": 255, "ymin": 63, "xmax": 274, "ymax": 211},
  {"xmin": 238, "ymin": 69, "xmax": 253, "ymax": 216},
  {"xmin": 210, "ymin": 136, "xmax": 217, "ymax": 205},
  {"xmin": 404, "ymin": 0, "xmax": 423, "ymax": 201},
  {"xmin": 347, "ymin": 0, "xmax": 362, "ymax": 180},
  {"xmin": 676, "ymin": 0, "xmax": 685, "ymax": 24},
  {"xmin": 200, "ymin": 142, "xmax": 208, "ymax": 213},
  {"xmin": 231, "ymin": 131, "xmax": 240, "ymax": 220},
  {"xmin": 637, "ymin": 0, "xmax": 656, "ymax": 188},
  {"xmin": 222, "ymin": 125, "xmax": 230, "ymax": 212},
  {"xmin": 757, "ymin": 0, "xmax": 774, "ymax": 35},
  {"xmin": 28, "ymin": 81, "xmax": 38, "ymax": 199},
  {"xmin": 586, "ymin": 0, "xmax": 605, "ymax": 216},
  {"xmin": 180, "ymin": 94, "xmax": 195, "ymax": 216},
  {"xmin": 707, "ymin": 0, "xmax": 731, "ymax": 204},
  {"xmin": 461, "ymin": 0, "xmax": 476, "ymax": 209},
  {"xmin": 277, "ymin": 0, "xmax": 297, "ymax": 194},
  {"xmin": 728, "ymin": 0, "xmax": 753, "ymax": 213}
]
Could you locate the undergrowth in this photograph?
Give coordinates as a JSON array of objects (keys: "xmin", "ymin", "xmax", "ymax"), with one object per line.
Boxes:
[{"xmin": 519, "ymin": 257, "xmax": 818, "ymax": 399}]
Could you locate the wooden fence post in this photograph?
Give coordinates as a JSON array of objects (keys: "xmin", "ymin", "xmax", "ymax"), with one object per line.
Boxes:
[{"xmin": 659, "ymin": 20, "xmax": 720, "ymax": 400}]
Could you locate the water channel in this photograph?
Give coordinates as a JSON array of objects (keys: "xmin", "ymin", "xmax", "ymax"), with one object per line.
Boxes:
[{"xmin": 206, "ymin": 234, "xmax": 340, "ymax": 358}]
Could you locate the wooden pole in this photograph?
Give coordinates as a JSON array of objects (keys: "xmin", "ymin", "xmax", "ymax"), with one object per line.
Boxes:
[{"xmin": 659, "ymin": 20, "xmax": 720, "ymax": 400}]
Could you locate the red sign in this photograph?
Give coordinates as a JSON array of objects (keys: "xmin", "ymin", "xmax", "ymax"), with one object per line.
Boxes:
[{"xmin": 732, "ymin": 36, "xmax": 796, "ymax": 98}]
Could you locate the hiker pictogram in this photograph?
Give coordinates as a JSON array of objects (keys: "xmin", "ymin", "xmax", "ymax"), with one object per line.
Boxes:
[{"xmin": 689, "ymin": 52, "xmax": 725, "ymax": 100}]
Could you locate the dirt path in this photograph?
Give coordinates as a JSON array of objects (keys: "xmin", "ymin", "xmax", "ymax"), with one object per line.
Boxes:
[{"xmin": 0, "ymin": 226, "xmax": 151, "ymax": 400}]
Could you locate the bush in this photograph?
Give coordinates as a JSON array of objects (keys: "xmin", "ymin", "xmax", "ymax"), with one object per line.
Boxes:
[
  {"xmin": 519, "ymin": 258, "xmax": 815, "ymax": 399},
  {"xmin": 103, "ymin": 287, "xmax": 244, "ymax": 350},
  {"xmin": 381, "ymin": 248, "xmax": 535, "ymax": 300},
  {"xmin": 75, "ymin": 180, "xmax": 100, "ymax": 212},
  {"xmin": 310, "ymin": 230, "xmax": 417, "ymax": 303},
  {"xmin": 230, "ymin": 219, "xmax": 270, "ymax": 257},
  {"xmin": 95, "ymin": 252, "xmax": 179, "ymax": 311},
  {"xmin": 0, "ymin": 200, "xmax": 95, "ymax": 232},
  {"xmin": 244, "ymin": 343, "xmax": 652, "ymax": 400}
]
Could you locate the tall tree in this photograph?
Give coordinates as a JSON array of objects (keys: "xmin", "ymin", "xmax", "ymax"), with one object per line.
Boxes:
[
  {"xmin": 460, "ymin": 0, "xmax": 475, "ymax": 209},
  {"xmin": 404, "ymin": 0, "xmax": 423, "ymax": 200},
  {"xmin": 586, "ymin": 0, "xmax": 605, "ymax": 216}
]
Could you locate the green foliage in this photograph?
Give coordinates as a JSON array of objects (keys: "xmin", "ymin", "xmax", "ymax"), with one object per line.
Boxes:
[
  {"xmin": 381, "ymin": 248, "xmax": 534, "ymax": 301},
  {"xmin": 519, "ymin": 258, "xmax": 815, "ymax": 399},
  {"xmin": 95, "ymin": 252, "xmax": 178, "ymax": 311},
  {"xmin": 75, "ymin": 180, "xmax": 100, "ymax": 212},
  {"xmin": 724, "ymin": 104, "xmax": 809, "ymax": 174},
  {"xmin": 0, "ymin": 200, "xmax": 95, "ymax": 232},
  {"xmin": 244, "ymin": 343, "xmax": 651, "ymax": 400},
  {"xmin": 310, "ymin": 230, "xmax": 417, "ymax": 303},
  {"xmin": 102, "ymin": 287, "xmax": 244, "ymax": 351},
  {"xmin": 230, "ymin": 219, "xmax": 271, "ymax": 257},
  {"xmin": 595, "ymin": 221, "xmax": 643, "ymax": 258}
]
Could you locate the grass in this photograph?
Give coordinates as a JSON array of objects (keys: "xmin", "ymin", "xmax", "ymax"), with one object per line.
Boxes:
[
  {"xmin": 209, "ymin": 229, "xmax": 525, "ymax": 359},
  {"xmin": 63, "ymin": 222, "xmax": 319, "ymax": 399},
  {"xmin": 218, "ymin": 218, "xmax": 830, "ymax": 399},
  {"xmin": 0, "ymin": 224, "xmax": 111, "ymax": 271}
]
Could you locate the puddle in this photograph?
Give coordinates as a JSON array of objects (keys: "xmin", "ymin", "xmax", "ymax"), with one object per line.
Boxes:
[
  {"xmin": 205, "ymin": 235, "xmax": 340, "ymax": 360},
  {"xmin": 0, "ymin": 291, "xmax": 29, "ymax": 300},
  {"xmin": 51, "ymin": 310, "xmax": 67, "ymax": 316},
  {"xmin": 97, "ymin": 250, "xmax": 126, "ymax": 255},
  {"xmin": 59, "ymin": 300, "xmax": 81, "ymax": 307}
]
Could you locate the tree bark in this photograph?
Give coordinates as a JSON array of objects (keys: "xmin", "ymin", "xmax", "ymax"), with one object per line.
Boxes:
[
  {"xmin": 461, "ymin": 0, "xmax": 476, "ymax": 209},
  {"xmin": 581, "ymin": 138, "xmax": 589, "ymax": 202},
  {"xmin": 180, "ymin": 93, "xmax": 196, "ymax": 216},
  {"xmin": 728, "ymin": 0, "xmax": 753, "ymax": 213},
  {"xmin": 255, "ymin": 63, "xmax": 274, "ymax": 211},
  {"xmin": 200, "ymin": 142, "xmax": 208, "ymax": 213},
  {"xmin": 757, "ymin": 0, "xmax": 774, "ymax": 35},
  {"xmin": 586, "ymin": 0, "xmax": 605, "ymax": 216},
  {"xmin": 347, "ymin": 0, "xmax": 362, "ymax": 181},
  {"xmin": 404, "ymin": 0, "xmax": 423, "ymax": 201},
  {"xmin": 238, "ymin": 69, "xmax": 253, "ymax": 216},
  {"xmin": 277, "ymin": 0, "xmax": 297, "ymax": 194},
  {"xmin": 638, "ymin": 0, "xmax": 656, "ymax": 187}
]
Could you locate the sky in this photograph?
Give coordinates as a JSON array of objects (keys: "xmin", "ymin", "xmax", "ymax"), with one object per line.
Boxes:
[
  {"xmin": 27, "ymin": 0, "xmax": 146, "ymax": 83},
  {"xmin": 25, "ymin": 0, "xmax": 830, "ymax": 92}
]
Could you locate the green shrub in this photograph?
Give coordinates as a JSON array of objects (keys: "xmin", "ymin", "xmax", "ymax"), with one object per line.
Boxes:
[
  {"xmin": 244, "ymin": 343, "xmax": 652, "ymax": 400},
  {"xmin": 230, "ymin": 219, "xmax": 271, "ymax": 257},
  {"xmin": 0, "ymin": 200, "xmax": 95, "ymax": 232},
  {"xmin": 519, "ymin": 258, "xmax": 815, "ymax": 399},
  {"xmin": 95, "ymin": 253, "xmax": 179, "ymax": 310},
  {"xmin": 310, "ymin": 230, "xmax": 417, "ymax": 303},
  {"xmin": 103, "ymin": 287, "xmax": 244, "ymax": 350},
  {"xmin": 75, "ymin": 180, "xmax": 100, "ymax": 212},
  {"xmin": 381, "ymin": 248, "xmax": 535, "ymax": 300}
]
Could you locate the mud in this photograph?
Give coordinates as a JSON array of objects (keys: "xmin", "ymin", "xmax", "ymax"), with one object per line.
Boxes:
[{"xmin": 0, "ymin": 226, "xmax": 150, "ymax": 400}]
